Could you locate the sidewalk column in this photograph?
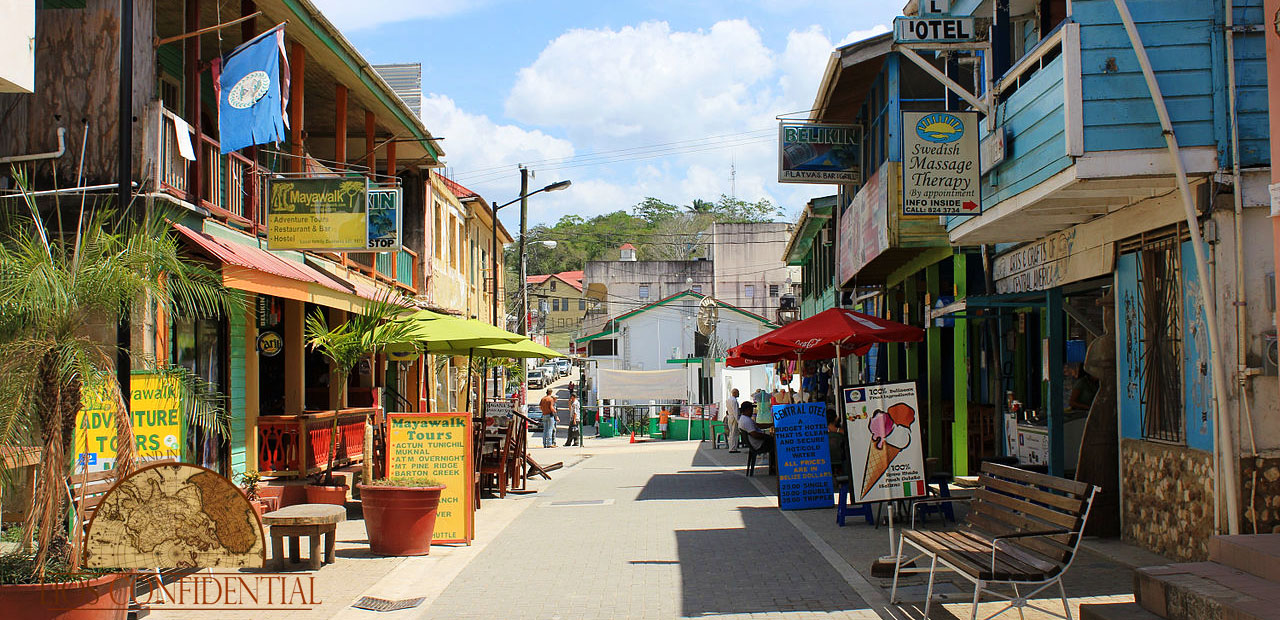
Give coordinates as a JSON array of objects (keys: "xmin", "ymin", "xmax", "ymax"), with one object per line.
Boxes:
[
  {"xmin": 329, "ymin": 308, "xmax": 347, "ymax": 409},
  {"xmin": 886, "ymin": 286, "xmax": 901, "ymax": 382},
  {"xmin": 953, "ymin": 254, "xmax": 969, "ymax": 476},
  {"xmin": 334, "ymin": 85, "xmax": 348, "ymax": 169},
  {"xmin": 288, "ymin": 42, "xmax": 304, "ymax": 173},
  {"xmin": 284, "ymin": 300, "xmax": 305, "ymax": 414},
  {"xmin": 244, "ymin": 308, "xmax": 260, "ymax": 472},
  {"xmin": 905, "ymin": 275, "xmax": 919, "ymax": 382},
  {"xmin": 926, "ymin": 263, "xmax": 943, "ymax": 459},
  {"xmin": 1046, "ymin": 287, "xmax": 1066, "ymax": 477}
]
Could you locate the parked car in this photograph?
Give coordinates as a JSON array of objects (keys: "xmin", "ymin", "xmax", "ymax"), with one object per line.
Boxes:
[
  {"xmin": 527, "ymin": 369, "xmax": 546, "ymax": 389},
  {"xmin": 555, "ymin": 358, "xmax": 571, "ymax": 376},
  {"xmin": 539, "ymin": 364, "xmax": 558, "ymax": 380},
  {"xmin": 524, "ymin": 404, "xmax": 545, "ymax": 432}
]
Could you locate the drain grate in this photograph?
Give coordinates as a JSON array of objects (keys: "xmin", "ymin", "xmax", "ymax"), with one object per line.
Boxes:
[
  {"xmin": 351, "ymin": 596, "xmax": 426, "ymax": 612},
  {"xmin": 541, "ymin": 499, "xmax": 614, "ymax": 507}
]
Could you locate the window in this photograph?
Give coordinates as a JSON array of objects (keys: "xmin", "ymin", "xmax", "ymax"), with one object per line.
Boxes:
[
  {"xmin": 588, "ymin": 339, "xmax": 617, "ymax": 356},
  {"xmin": 744, "ymin": 284, "xmax": 756, "ymax": 299},
  {"xmin": 692, "ymin": 284, "xmax": 703, "ymax": 295},
  {"xmin": 433, "ymin": 203, "xmax": 443, "ymax": 260},
  {"xmin": 769, "ymin": 284, "xmax": 780, "ymax": 298},
  {"xmin": 1135, "ymin": 233, "xmax": 1185, "ymax": 443},
  {"xmin": 579, "ymin": 298, "xmax": 586, "ymax": 310},
  {"xmin": 638, "ymin": 285, "xmax": 650, "ymax": 300},
  {"xmin": 550, "ymin": 280, "xmax": 557, "ymax": 292},
  {"xmin": 552, "ymin": 298, "xmax": 560, "ymax": 312},
  {"xmin": 447, "ymin": 215, "xmax": 457, "ymax": 265}
]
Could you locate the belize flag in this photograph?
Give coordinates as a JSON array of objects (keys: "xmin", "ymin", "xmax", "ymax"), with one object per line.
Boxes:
[{"xmin": 213, "ymin": 24, "xmax": 289, "ymax": 154}]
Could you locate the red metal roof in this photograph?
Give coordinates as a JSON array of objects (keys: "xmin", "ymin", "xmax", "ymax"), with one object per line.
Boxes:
[
  {"xmin": 172, "ymin": 222, "xmax": 350, "ymax": 294},
  {"xmin": 619, "ymin": 243, "xmax": 636, "ymax": 250},
  {"xmin": 435, "ymin": 172, "xmax": 477, "ymax": 199},
  {"xmin": 526, "ymin": 270, "xmax": 583, "ymax": 291}
]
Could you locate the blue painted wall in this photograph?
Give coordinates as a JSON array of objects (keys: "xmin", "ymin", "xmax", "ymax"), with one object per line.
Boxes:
[
  {"xmin": 1181, "ymin": 241, "xmax": 1214, "ymax": 452},
  {"xmin": 1227, "ymin": 0, "xmax": 1269, "ymax": 167},
  {"xmin": 1114, "ymin": 245, "xmax": 1214, "ymax": 452}
]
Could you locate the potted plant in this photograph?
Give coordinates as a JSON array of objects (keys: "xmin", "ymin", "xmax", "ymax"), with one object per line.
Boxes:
[
  {"xmin": 356, "ymin": 477, "xmax": 446, "ymax": 556},
  {"xmin": 238, "ymin": 470, "xmax": 267, "ymax": 516},
  {"xmin": 0, "ymin": 171, "xmax": 238, "ymax": 618},
  {"xmin": 303, "ymin": 296, "xmax": 418, "ymax": 505}
]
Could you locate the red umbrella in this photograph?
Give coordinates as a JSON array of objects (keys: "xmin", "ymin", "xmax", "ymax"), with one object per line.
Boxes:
[{"xmin": 727, "ymin": 307, "xmax": 923, "ymax": 367}]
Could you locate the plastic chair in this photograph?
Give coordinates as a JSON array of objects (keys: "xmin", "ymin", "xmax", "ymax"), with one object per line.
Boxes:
[
  {"xmin": 742, "ymin": 431, "xmax": 768, "ymax": 476},
  {"xmin": 914, "ymin": 473, "xmax": 958, "ymax": 524},
  {"xmin": 709, "ymin": 422, "xmax": 728, "ymax": 449}
]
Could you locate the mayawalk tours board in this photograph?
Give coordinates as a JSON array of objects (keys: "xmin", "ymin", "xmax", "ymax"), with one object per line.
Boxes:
[
  {"xmin": 386, "ymin": 412, "xmax": 474, "ymax": 544},
  {"xmin": 267, "ymin": 177, "xmax": 370, "ymax": 251},
  {"xmin": 843, "ymin": 382, "xmax": 926, "ymax": 503}
]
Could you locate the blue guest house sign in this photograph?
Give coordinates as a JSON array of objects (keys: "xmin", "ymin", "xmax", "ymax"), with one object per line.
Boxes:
[{"xmin": 773, "ymin": 403, "xmax": 834, "ymax": 511}]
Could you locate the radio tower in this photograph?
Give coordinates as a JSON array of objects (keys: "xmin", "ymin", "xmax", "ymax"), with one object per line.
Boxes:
[{"xmin": 729, "ymin": 160, "xmax": 737, "ymax": 199}]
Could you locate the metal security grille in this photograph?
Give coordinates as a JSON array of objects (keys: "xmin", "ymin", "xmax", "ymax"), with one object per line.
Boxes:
[
  {"xmin": 1125, "ymin": 224, "xmax": 1189, "ymax": 443},
  {"xmin": 352, "ymin": 596, "xmax": 426, "ymax": 612}
]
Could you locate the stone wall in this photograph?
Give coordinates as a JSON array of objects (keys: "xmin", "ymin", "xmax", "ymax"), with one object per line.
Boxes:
[
  {"xmin": 1121, "ymin": 438, "xmax": 1214, "ymax": 561},
  {"xmin": 1241, "ymin": 452, "xmax": 1280, "ymax": 534}
]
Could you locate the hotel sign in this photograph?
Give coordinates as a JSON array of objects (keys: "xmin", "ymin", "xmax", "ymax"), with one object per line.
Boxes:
[
  {"xmin": 778, "ymin": 122, "xmax": 862, "ymax": 184},
  {"xmin": 894, "ymin": 16, "xmax": 977, "ymax": 44}
]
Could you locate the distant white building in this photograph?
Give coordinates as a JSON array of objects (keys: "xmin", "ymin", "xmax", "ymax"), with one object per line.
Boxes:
[{"xmin": 576, "ymin": 290, "xmax": 778, "ymax": 406}]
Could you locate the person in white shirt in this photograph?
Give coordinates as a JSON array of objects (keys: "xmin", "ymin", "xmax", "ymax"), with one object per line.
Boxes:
[
  {"xmin": 736, "ymin": 402, "xmax": 775, "ymax": 476},
  {"xmin": 565, "ymin": 393, "xmax": 582, "ymax": 447},
  {"xmin": 725, "ymin": 388, "xmax": 741, "ymax": 452}
]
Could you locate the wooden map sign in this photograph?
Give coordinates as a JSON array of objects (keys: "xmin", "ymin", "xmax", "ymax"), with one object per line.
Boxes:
[{"xmin": 386, "ymin": 413, "xmax": 474, "ymax": 544}]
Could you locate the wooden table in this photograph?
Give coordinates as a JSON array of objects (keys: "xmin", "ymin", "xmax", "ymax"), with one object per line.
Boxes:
[{"xmin": 262, "ymin": 504, "xmax": 346, "ymax": 570}]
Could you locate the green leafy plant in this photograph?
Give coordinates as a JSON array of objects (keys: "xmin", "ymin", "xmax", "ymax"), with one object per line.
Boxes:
[
  {"xmin": 0, "ymin": 168, "xmax": 241, "ymax": 582},
  {"xmin": 304, "ymin": 293, "xmax": 419, "ymax": 486},
  {"xmin": 238, "ymin": 470, "xmax": 262, "ymax": 502}
]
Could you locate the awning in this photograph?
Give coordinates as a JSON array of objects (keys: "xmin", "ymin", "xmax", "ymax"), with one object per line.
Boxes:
[
  {"xmin": 172, "ymin": 221, "xmax": 380, "ymax": 312},
  {"xmin": 782, "ymin": 195, "xmax": 836, "ymax": 266}
]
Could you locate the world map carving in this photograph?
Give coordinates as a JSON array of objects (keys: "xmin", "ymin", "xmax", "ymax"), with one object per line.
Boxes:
[{"xmin": 85, "ymin": 463, "xmax": 265, "ymax": 569}]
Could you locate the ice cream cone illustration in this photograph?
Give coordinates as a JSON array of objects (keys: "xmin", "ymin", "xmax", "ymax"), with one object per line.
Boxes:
[{"xmin": 860, "ymin": 403, "xmax": 917, "ymax": 497}]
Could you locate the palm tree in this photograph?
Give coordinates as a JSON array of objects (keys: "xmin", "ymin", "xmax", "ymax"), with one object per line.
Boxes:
[
  {"xmin": 0, "ymin": 170, "xmax": 241, "ymax": 580},
  {"xmin": 303, "ymin": 294, "xmax": 419, "ymax": 486}
]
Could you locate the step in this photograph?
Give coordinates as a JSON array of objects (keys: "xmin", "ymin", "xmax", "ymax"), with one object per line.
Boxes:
[
  {"xmin": 1080, "ymin": 602, "xmax": 1162, "ymax": 620},
  {"xmin": 1134, "ymin": 562, "xmax": 1280, "ymax": 620},
  {"xmin": 1209, "ymin": 534, "xmax": 1280, "ymax": 584}
]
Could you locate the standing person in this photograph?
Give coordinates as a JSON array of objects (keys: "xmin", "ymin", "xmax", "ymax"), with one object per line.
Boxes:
[
  {"xmin": 725, "ymin": 388, "xmax": 741, "ymax": 452},
  {"xmin": 539, "ymin": 388, "xmax": 558, "ymax": 448},
  {"xmin": 565, "ymin": 393, "xmax": 582, "ymax": 447},
  {"xmin": 658, "ymin": 407, "xmax": 670, "ymax": 439}
]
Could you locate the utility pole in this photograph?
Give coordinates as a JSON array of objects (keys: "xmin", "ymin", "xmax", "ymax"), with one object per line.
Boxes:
[
  {"xmin": 518, "ymin": 165, "xmax": 529, "ymax": 336},
  {"xmin": 117, "ymin": 0, "xmax": 134, "ymax": 408}
]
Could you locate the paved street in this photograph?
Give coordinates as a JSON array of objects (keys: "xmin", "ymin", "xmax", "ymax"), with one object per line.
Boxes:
[{"xmin": 420, "ymin": 439, "xmax": 877, "ymax": 620}]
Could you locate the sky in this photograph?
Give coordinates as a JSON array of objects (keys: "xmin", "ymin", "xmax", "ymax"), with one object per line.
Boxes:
[{"xmin": 311, "ymin": 0, "xmax": 901, "ymax": 232}]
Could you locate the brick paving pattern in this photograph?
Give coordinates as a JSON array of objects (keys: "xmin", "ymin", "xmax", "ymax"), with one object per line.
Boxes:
[{"xmin": 419, "ymin": 441, "xmax": 876, "ymax": 619}]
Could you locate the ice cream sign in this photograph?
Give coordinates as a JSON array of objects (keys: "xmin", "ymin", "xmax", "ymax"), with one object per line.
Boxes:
[{"xmin": 844, "ymin": 382, "xmax": 926, "ymax": 503}]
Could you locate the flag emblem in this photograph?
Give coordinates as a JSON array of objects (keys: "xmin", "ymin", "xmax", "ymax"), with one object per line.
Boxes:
[{"xmin": 227, "ymin": 70, "xmax": 271, "ymax": 109}]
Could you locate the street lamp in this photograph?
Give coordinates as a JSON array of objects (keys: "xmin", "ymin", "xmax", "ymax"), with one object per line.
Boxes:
[{"xmin": 489, "ymin": 175, "xmax": 571, "ymax": 336}]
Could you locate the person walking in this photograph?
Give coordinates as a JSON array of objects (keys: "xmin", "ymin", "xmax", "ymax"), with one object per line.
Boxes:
[
  {"xmin": 725, "ymin": 388, "xmax": 741, "ymax": 452},
  {"xmin": 539, "ymin": 387, "xmax": 558, "ymax": 448},
  {"xmin": 565, "ymin": 393, "xmax": 582, "ymax": 447}
]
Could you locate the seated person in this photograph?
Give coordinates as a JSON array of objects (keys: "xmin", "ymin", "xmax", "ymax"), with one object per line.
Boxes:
[
  {"xmin": 827, "ymin": 407, "xmax": 849, "ymax": 481},
  {"xmin": 737, "ymin": 402, "xmax": 774, "ymax": 454}
]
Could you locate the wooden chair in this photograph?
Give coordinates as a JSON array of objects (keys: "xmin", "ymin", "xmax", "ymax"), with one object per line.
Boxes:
[
  {"xmin": 890, "ymin": 462, "xmax": 1098, "ymax": 620},
  {"xmin": 479, "ymin": 423, "xmax": 521, "ymax": 498}
]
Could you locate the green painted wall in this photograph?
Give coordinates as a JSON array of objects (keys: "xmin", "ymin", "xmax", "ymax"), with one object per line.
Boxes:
[
  {"xmin": 229, "ymin": 314, "xmax": 248, "ymax": 477},
  {"xmin": 952, "ymin": 254, "xmax": 969, "ymax": 476}
]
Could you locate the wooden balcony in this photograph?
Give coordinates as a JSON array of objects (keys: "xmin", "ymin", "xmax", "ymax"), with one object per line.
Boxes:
[
  {"xmin": 153, "ymin": 104, "xmax": 266, "ymax": 233},
  {"xmin": 256, "ymin": 408, "xmax": 374, "ymax": 478}
]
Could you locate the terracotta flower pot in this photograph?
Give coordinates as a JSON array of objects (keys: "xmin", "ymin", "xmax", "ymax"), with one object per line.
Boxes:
[
  {"xmin": 304, "ymin": 483, "xmax": 349, "ymax": 505},
  {"xmin": 357, "ymin": 484, "xmax": 446, "ymax": 556},
  {"xmin": 0, "ymin": 572, "xmax": 131, "ymax": 620}
]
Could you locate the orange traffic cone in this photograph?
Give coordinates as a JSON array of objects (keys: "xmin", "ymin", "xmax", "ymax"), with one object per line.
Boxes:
[{"xmin": 629, "ymin": 430, "xmax": 637, "ymax": 443}]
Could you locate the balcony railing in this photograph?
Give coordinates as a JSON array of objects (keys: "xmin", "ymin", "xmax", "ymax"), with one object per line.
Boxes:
[
  {"xmin": 369, "ymin": 247, "xmax": 419, "ymax": 293},
  {"xmin": 152, "ymin": 104, "xmax": 266, "ymax": 232},
  {"xmin": 256, "ymin": 408, "xmax": 374, "ymax": 478}
]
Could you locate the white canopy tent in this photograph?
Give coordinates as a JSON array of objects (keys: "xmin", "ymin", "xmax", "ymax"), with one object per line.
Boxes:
[{"xmin": 597, "ymin": 368, "xmax": 690, "ymax": 402}]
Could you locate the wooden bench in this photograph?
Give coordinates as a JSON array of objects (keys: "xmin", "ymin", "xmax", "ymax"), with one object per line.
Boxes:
[
  {"xmin": 890, "ymin": 462, "xmax": 1098, "ymax": 620},
  {"xmin": 262, "ymin": 504, "xmax": 346, "ymax": 570}
]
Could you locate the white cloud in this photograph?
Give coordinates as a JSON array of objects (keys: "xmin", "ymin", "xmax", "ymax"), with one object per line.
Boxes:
[
  {"xmin": 420, "ymin": 93, "xmax": 575, "ymax": 195},
  {"xmin": 838, "ymin": 24, "xmax": 891, "ymax": 46},
  {"xmin": 506, "ymin": 20, "xmax": 775, "ymax": 141},
  {"xmin": 310, "ymin": 0, "xmax": 484, "ymax": 31}
]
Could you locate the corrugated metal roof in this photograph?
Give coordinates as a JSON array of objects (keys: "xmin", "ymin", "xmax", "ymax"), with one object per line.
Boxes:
[
  {"xmin": 172, "ymin": 222, "xmax": 351, "ymax": 293},
  {"xmin": 372, "ymin": 63, "xmax": 422, "ymax": 118}
]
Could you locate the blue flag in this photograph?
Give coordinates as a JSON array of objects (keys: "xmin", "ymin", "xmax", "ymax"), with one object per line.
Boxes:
[{"xmin": 215, "ymin": 25, "xmax": 287, "ymax": 154}]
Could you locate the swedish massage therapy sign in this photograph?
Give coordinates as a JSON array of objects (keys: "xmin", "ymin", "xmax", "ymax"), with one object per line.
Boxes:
[{"xmin": 773, "ymin": 402, "xmax": 834, "ymax": 510}]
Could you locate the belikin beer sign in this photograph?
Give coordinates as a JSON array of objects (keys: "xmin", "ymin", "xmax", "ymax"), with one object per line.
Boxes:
[{"xmin": 777, "ymin": 121, "xmax": 862, "ymax": 184}]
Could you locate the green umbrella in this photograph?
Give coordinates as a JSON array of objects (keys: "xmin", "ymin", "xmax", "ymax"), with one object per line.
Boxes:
[
  {"xmin": 385, "ymin": 310, "xmax": 528, "ymax": 412},
  {"xmin": 470, "ymin": 339, "xmax": 561, "ymax": 359}
]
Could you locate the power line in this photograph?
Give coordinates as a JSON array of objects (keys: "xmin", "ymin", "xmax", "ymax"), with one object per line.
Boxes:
[{"xmin": 451, "ymin": 127, "xmax": 775, "ymax": 178}]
